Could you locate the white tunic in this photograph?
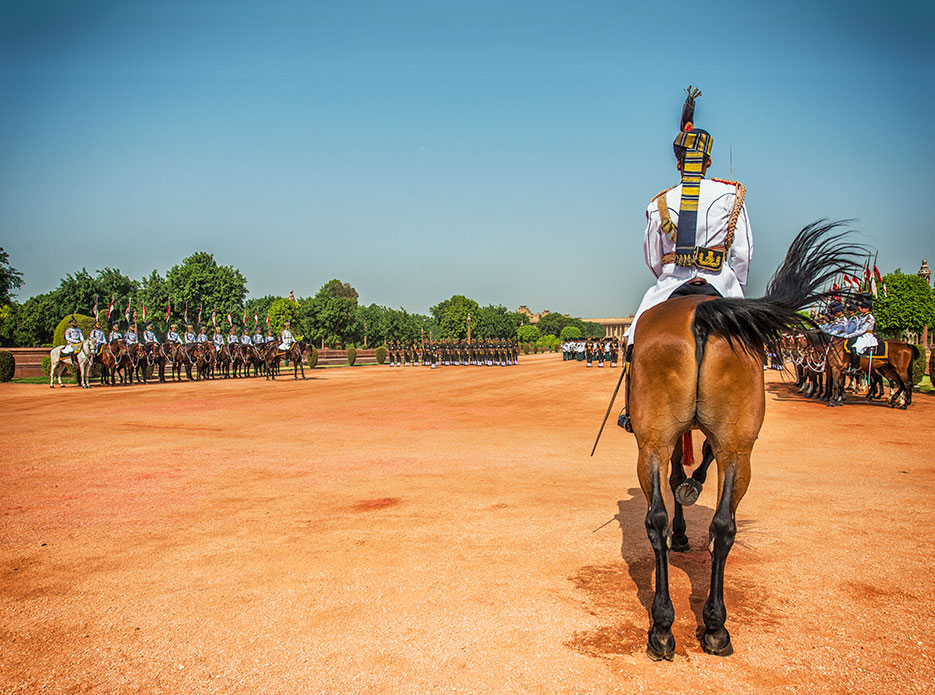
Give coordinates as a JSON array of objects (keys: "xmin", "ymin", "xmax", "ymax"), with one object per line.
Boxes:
[{"xmin": 626, "ymin": 178, "xmax": 752, "ymax": 342}]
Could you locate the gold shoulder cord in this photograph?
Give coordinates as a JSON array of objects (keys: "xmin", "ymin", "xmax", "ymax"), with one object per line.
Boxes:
[
  {"xmin": 712, "ymin": 179, "xmax": 746, "ymax": 250},
  {"xmin": 653, "ymin": 187, "xmax": 676, "ymax": 241}
]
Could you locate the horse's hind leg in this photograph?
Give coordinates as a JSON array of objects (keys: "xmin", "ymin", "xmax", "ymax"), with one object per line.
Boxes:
[
  {"xmin": 701, "ymin": 453, "xmax": 751, "ymax": 657},
  {"xmin": 668, "ymin": 439, "xmax": 690, "ymax": 552},
  {"xmin": 675, "ymin": 439, "xmax": 715, "ymax": 506},
  {"xmin": 639, "ymin": 446, "xmax": 676, "ymax": 661}
]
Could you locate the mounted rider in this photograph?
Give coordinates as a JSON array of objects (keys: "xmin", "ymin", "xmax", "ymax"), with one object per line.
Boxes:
[
  {"xmin": 184, "ymin": 325, "xmax": 197, "ymax": 345},
  {"xmin": 142, "ymin": 322, "xmax": 159, "ymax": 347},
  {"xmin": 197, "ymin": 325, "xmax": 210, "ymax": 344},
  {"xmin": 819, "ymin": 302, "xmax": 848, "ymax": 336},
  {"xmin": 62, "ymin": 316, "xmax": 84, "ymax": 356},
  {"xmin": 213, "ymin": 326, "xmax": 225, "ymax": 352},
  {"xmin": 227, "ymin": 326, "xmax": 239, "ymax": 345},
  {"xmin": 109, "ymin": 323, "xmax": 122, "ymax": 343},
  {"xmin": 125, "ymin": 323, "xmax": 140, "ymax": 346},
  {"xmin": 90, "ymin": 320, "xmax": 107, "ymax": 357},
  {"xmin": 620, "ymin": 87, "xmax": 753, "ymax": 432},
  {"xmin": 279, "ymin": 321, "xmax": 295, "ymax": 352},
  {"xmin": 253, "ymin": 327, "xmax": 265, "ymax": 345},
  {"xmin": 840, "ymin": 294, "xmax": 878, "ymax": 372},
  {"xmin": 166, "ymin": 324, "xmax": 183, "ymax": 345}
]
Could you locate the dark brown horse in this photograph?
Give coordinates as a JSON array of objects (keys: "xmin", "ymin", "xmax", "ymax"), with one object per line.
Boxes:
[
  {"xmin": 627, "ymin": 222, "xmax": 860, "ymax": 660},
  {"xmin": 823, "ymin": 337, "xmax": 918, "ymax": 409}
]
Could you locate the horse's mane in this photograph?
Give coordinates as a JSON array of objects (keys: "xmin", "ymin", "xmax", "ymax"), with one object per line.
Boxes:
[{"xmin": 693, "ymin": 220, "xmax": 865, "ymax": 356}]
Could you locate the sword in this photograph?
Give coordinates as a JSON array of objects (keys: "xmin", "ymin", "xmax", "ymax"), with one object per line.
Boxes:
[{"xmin": 590, "ymin": 361, "xmax": 627, "ymax": 457}]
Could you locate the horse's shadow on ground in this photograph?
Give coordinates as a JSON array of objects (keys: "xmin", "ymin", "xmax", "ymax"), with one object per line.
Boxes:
[
  {"xmin": 567, "ymin": 487, "xmax": 758, "ymax": 658},
  {"xmin": 765, "ymin": 381, "xmax": 911, "ymax": 408}
]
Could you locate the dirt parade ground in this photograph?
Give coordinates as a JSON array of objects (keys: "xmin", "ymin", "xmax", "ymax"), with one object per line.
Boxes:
[{"xmin": 1, "ymin": 354, "xmax": 934, "ymax": 694}]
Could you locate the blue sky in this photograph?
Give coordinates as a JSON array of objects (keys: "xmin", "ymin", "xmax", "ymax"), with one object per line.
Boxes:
[{"xmin": 1, "ymin": 0, "xmax": 932, "ymax": 317}]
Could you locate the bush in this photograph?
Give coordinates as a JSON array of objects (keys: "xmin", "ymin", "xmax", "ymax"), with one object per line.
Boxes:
[
  {"xmin": 929, "ymin": 348, "xmax": 934, "ymax": 384},
  {"xmin": 911, "ymin": 344, "xmax": 926, "ymax": 385},
  {"xmin": 522, "ymin": 343, "xmax": 529, "ymax": 354},
  {"xmin": 307, "ymin": 346, "xmax": 318, "ymax": 368},
  {"xmin": 42, "ymin": 355, "xmax": 52, "ymax": 375},
  {"xmin": 0, "ymin": 350, "xmax": 13, "ymax": 382},
  {"xmin": 347, "ymin": 346, "xmax": 357, "ymax": 366},
  {"xmin": 375, "ymin": 345, "xmax": 387, "ymax": 365}
]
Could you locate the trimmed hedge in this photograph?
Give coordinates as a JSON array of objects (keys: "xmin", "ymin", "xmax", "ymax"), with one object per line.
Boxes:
[
  {"xmin": 375, "ymin": 345, "xmax": 387, "ymax": 365},
  {"xmin": 911, "ymin": 344, "xmax": 926, "ymax": 385},
  {"xmin": 347, "ymin": 346, "xmax": 357, "ymax": 366},
  {"xmin": 42, "ymin": 355, "xmax": 53, "ymax": 375},
  {"xmin": 0, "ymin": 350, "xmax": 13, "ymax": 382},
  {"xmin": 307, "ymin": 346, "xmax": 318, "ymax": 368},
  {"xmin": 522, "ymin": 343, "xmax": 529, "ymax": 354},
  {"xmin": 929, "ymin": 348, "xmax": 934, "ymax": 384}
]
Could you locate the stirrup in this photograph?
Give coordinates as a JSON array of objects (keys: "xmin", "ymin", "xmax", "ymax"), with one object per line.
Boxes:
[{"xmin": 617, "ymin": 412, "xmax": 633, "ymax": 433}]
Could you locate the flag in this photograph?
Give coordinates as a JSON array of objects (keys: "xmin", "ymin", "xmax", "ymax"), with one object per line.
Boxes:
[
  {"xmin": 254, "ymin": 311, "xmax": 259, "ymax": 327},
  {"xmin": 266, "ymin": 312, "xmax": 270, "ymax": 329},
  {"xmin": 211, "ymin": 308, "xmax": 217, "ymax": 326},
  {"xmin": 882, "ymin": 282, "xmax": 888, "ymax": 298},
  {"xmin": 124, "ymin": 298, "xmax": 131, "ymax": 324},
  {"xmin": 197, "ymin": 306, "xmax": 202, "ymax": 326},
  {"xmin": 108, "ymin": 296, "xmax": 114, "ymax": 319},
  {"xmin": 870, "ymin": 276, "xmax": 878, "ymax": 298},
  {"xmin": 873, "ymin": 265, "xmax": 883, "ymax": 283},
  {"xmin": 184, "ymin": 304, "xmax": 189, "ymax": 326},
  {"xmin": 227, "ymin": 310, "xmax": 233, "ymax": 325},
  {"xmin": 863, "ymin": 267, "xmax": 871, "ymax": 287},
  {"xmin": 142, "ymin": 303, "xmax": 147, "ymax": 321},
  {"xmin": 92, "ymin": 300, "xmax": 99, "ymax": 319},
  {"xmin": 165, "ymin": 300, "xmax": 170, "ymax": 323},
  {"xmin": 242, "ymin": 309, "xmax": 247, "ymax": 326}
]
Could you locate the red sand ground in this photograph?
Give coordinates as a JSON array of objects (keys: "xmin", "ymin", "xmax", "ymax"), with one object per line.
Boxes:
[{"xmin": 1, "ymin": 354, "xmax": 933, "ymax": 694}]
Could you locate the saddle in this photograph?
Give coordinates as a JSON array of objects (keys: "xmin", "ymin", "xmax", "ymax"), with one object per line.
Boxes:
[
  {"xmin": 843, "ymin": 339, "xmax": 887, "ymax": 359},
  {"xmin": 668, "ymin": 278, "xmax": 723, "ymax": 299}
]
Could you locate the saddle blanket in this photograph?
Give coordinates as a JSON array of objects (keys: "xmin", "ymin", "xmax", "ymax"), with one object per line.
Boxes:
[{"xmin": 843, "ymin": 340, "xmax": 888, "ymax": 359}]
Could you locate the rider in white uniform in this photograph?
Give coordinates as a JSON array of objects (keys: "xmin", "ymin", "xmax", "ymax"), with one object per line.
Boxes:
[
  {"xmin": 62, "ymin": 317, "xmax": 84, "ymax": 355},
  {"xmin": 279, "ymin": 321, "xmax": 295, "ymax": 351}
]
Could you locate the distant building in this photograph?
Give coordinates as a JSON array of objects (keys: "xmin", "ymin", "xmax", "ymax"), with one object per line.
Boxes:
[
  {"xmin": 518, "ymin": 305, "xmax": 633, "ymax": 339},
  {"xmin": 582, "ymin": 316, "xmax": 634, "ymax": 339}
]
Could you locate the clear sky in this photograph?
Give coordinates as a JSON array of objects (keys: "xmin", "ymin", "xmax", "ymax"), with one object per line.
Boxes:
[{"xmin": 1, "ymin": 0, "xmax": 933, "ymax": 317}]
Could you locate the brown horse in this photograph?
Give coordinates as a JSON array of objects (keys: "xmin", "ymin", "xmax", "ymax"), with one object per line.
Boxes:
[
  {"xmin": 823, "ymin": 337, "xmax": 918, "ymax": 409},
  {"xmin": 627, "ymin": 222, "xmax": 860, "ymax": 660}
]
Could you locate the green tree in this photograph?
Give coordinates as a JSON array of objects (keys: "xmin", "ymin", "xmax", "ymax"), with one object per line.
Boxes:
[
  {"xmin": 0, "ymin": 248, "xmax": 24, "ymax": 306},
  {"xmin": 536, "ymin": 311, "xmax": 570, "ymax": 338},
  {"xmin": 138, "ymin": 270, "xmax": 169, "ymax": 329},
  {"xmin": 382, "ymin": 307, "xmax": 421, "ymax": 343},
  {"xmin": 874, "ymin": 270, "xmax": 935, "ymax": 335},
  {"xmin": 430, "ymin": 295, "xmax": 480, "ymax": 340},
  {"xmin": 354, "ymin": 303, "xmax": 387, "ymax": 346},
  {"xmin": 474, "ymin": 304, "xmax": 522, "ymax": 339},
  {"xmin": 12, "ymin": 292, "xmax": 58, "ymax": 346},
  {"xmin": 268, "ymin": 297, "xmax": 301, "ymax": 337},
  {"xmin": 245, "ymin": 295, "xmax": 280, "ymax": 330},
  {"xmin": 165, "ymin": 252, "xmax": 248, "ymax": 325},
  {"xmin": 517, "ymin": 324, "xmax": 541, "ymax": 343},
  {"xmin": 303, "ymin": 279, "xmax": 359, "ymax": 346},
  {"xmin": 560, "ymin": 325, "xmax": 582, "ymax": 340}
]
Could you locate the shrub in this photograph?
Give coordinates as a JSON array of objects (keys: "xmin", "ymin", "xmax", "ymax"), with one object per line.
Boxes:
[
  {"xmin": 347, "ymin": 346, "xmax": 357, "ymax": 366},
  {"xmin": 522, "ymin": 343, "xmax": 530, "ymax": 354},
  {"xmin": 42, "ymin": 355, "xmax": 52, "ymax": 375},
  {"xmin": 911, "ymin": 344, "xmax": 926, "ymax": 385},
  {"xmin": 375, "ymin": 345, "xmax": 387, "ymax": 365},
  {"xmin": 929, "ymin": 348, "xmax": 934, "ymax": 384},
  {"xmin": 307, "ymin": 346, "xmax": 318, "ymax": 368},
  {"xmin": 0, "ymin": 350, "xmax": 13, "ymax": 382}
]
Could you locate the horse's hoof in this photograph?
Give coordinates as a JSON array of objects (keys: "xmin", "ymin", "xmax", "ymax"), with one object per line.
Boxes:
[
  {"xmin": 675, "ymin": 479, "xmax": 702, "ymax": 506},
  {"xmin": 647, "ymin": 628, "xmax": 675, "ymax": 661},
  {"xmin": 702, "ymin": 627, "xmax": 733, "ymax": 656},
  {"xmin": 670, "ymin": 534, "xmax": 690, "ymax": 553}
]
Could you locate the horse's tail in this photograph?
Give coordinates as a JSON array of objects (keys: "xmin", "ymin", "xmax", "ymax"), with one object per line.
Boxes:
[{"xmin": 693, "ymin": 220, "xmax": 864, "ymax": 357}]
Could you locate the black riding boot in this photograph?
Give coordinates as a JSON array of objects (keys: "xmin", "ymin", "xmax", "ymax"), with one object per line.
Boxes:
[{"xmin": 617, "ymin": 344, "xmax": 634, "ymax": 433}]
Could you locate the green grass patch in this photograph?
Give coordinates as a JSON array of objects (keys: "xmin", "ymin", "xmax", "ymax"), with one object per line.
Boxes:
[{"xmin": 12, "ymin": 375, "xmax": 78, "ymax": 385}]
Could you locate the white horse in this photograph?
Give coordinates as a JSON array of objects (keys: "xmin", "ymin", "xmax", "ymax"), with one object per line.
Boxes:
[{"xmin": 49, "ymin": 338, "xmax": 93, "ymax": 389}]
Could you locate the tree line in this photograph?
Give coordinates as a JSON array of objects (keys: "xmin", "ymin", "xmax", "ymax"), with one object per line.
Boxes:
[{"xmin": 0, "ymin": 249, "xmax": 606, "ymax": 348}]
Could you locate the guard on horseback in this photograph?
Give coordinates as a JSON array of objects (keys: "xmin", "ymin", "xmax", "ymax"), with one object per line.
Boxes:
[
  {"xmin": 619, "ymin": 87, "xmax": 753, "ymax": 432},
  {"xmin": 62, "ymin": 316, "xmax": 84, "ymax": 359},
  {"xmin": 840, "ymin": 294, "xmax": 878, "ymax": 373},
  {"xmin": 90, "ymin": 320, "xmax": 107, "ymax": 358}
]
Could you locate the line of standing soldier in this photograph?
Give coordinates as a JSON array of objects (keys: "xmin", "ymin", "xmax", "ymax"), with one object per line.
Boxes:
[
  {"xmin": 385, "ymin": 339, "xmax": 518, "ymax": 368},
  {"xmin": 561, "ymin": 338, "xmax": 620, "ymax": 367}
]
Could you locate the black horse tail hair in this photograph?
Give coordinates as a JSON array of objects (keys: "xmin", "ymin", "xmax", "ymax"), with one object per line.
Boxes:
[{"xmin": 692, "ymin": 220, "xmax": 866, "ymax": 357}]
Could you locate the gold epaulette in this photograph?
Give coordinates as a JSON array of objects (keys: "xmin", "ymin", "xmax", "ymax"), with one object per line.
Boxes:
[
  {"xmin": 652, "ymin": 186, "xmax": 677, "ymax": 241},
  {"xmin": 711, "ymin": 178, "xmax": 746, "ymax": 250}
]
